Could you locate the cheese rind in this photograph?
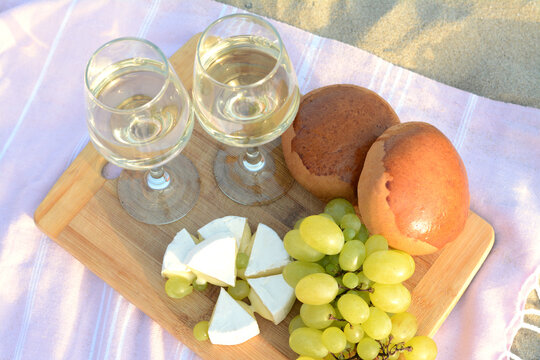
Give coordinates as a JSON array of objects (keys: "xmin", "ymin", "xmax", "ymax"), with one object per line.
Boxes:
[
  {"xmin": 248, "ymin": 274, "xmax": 296, "ymax": 325},
  {"xmin": 208, "ymin": 288, "xmax": 260, "ymax": 345},
  {"xmin": 245, "ymin": 223, "xmax": 291, "ymax": 278},
  {"xmin": 185, "ymin": 232, "xmax": 237, "ymax": 287},
  {"xmin": 161, "ymin": 229, "xmax": 196, "ymax": 281}
]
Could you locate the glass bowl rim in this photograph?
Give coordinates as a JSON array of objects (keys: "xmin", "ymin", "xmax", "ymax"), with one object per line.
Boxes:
[
  {"xmin": 84, "ymin": 37, "xmax": 172, "ymax": 114},
  {"xmin": 195, "ymin": 13, "xmax": 286, "ymax": 90}
]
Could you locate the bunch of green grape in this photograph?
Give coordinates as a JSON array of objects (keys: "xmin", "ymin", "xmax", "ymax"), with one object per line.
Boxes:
[{"xmin": 284, "ymin": 198, "xmax": 437, "ymax": 360}]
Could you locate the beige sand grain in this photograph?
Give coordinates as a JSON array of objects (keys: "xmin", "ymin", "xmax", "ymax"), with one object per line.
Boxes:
[{"xmin": 217, "ymin": 0, "xmax": 540, "ymax": 108}]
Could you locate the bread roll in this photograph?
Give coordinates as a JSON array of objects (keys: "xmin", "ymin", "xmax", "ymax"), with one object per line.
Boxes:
[
  {"xmin": 357, "ymin": 122, "xmax": 470, "ymax": 255},
  {"xmin": 282, "ymin": 84, "xmax": 400, "ymax": 203}
]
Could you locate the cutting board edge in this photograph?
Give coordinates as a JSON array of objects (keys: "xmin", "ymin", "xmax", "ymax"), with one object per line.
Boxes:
[
  {"xmin": 34, "ymin": 142, "xmax": 108, "ymax": 238},
  {"xmin": 427, "ymin": 216, "xmax": 495, "ymax": 337}
]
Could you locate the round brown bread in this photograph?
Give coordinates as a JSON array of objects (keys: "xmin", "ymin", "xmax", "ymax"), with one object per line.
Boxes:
[
  {"xmin": 282, "ymin": 84, "xmax": 400, "ymax": 203},
  {"xmin": 357, "ymin": 122, "xmax": 470, "ymax": 255}
]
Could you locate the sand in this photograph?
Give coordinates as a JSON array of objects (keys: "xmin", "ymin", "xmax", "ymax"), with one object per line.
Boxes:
[
  {"xmin": 216, "ymin": 0, "xmax": 540, "ymax": 109},
  {"xmin": 216, "ymin": 1, "xmax": 540, "ymax": 358}
]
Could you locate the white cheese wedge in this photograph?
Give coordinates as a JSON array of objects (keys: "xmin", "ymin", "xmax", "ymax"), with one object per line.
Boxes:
[
  {"xmin": 244, "ymin": 223, "xmax": 291, "ymax": 278},
  {"xmin": 161, "ymin": 229, "xmax": 196, "ymax": 281},
  {"xmin": 208, "ymin": 288, "xmax": 260, "ymax": 345},
  {"xmin": 247, "ymin": 274, "xmax": 296, "ymax": 325},
  {"xmin": 185, "ymin": 232, "xmax": 237, "ymax": 287},
  {"xmin": 197, "ymin": 216, "xmax": 253, "ymax": 254}
]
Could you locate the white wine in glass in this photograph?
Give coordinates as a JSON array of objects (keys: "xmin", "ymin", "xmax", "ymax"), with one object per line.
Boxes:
[
  {"xmin": 85, "ymin": 37, "xmax": 199, "ymax": 224},
  {"xmin": 193, "ymin": 14, "xmax": 300, "ymax": 205}
]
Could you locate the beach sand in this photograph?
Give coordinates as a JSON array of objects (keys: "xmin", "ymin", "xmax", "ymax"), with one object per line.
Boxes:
[{"xmin": 217, "ymin": 0, "xmax": 540, "ymax": 109}]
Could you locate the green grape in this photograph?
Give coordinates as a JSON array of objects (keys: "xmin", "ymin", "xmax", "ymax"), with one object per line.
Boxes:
[
  {"xmin": 356, "ymin": 224, "xmax": 369, "ymax": 242},
  {"xmin": 300, "ymin": 303, "xmax": 336, "ymax": 329},
  {"xmin": 284, "ymin": 229, "xmax": 325, "ymax": 262},
  {"xmin": 356, "ymin": 337, "xmax": 380, "ymax": 360},
  {"xmin": 322, "ymin": 327, "xmax": 347, "ymax": 353},
  {"xmin": 194, "ymin": 277, "xmax": 207, "ymax": 285},
  {"xmin": 327, "ymin": 254, "xmax": 340, "ymax": 265},
  {"xmin": 296, "ymin": 356, "xmax": 324, "ymax": 360},
  {"xmin": 236, "ymin": 252, "xmax": 249, "ymax": 269},
  {"xmin": 294, "ymin": 217, "xmax": 305, "ymax": 229},
  {"xmin": 364, "ymin": 234, "xmax": 388, "ymax": 256},
  {"xmin": 296, "ymin": 273, "xmax": 339, "ymax": 305},
  {"xmin": 340, "ymin": 213, "xmax": 361, "ymax": 233},
  {"xmin": 361, "ymin": 307, "xmax": 392, "ymax": 340},
  {"xmin": 325, "ymin": 263, "xmax": 340, "ymax": 276},
  {"xmin": 317, "ymin": 255, "xmax": 331, "ymax": 267},
  {"xmin": 227, "ymin": 279, "xmax": 250, "ymax": 300},
  {"xmin": 193, "ymin": 281, "xmax": 207, "ymax": 292},
  {"xmin": 324, "ymin": 198, "xmax": 355, "ymax": 223},
  {"xmin": 335, "ymin": 276, "xmax": 347, "ymax": 295},
  {"xmin": 404, "ymin": 336, "xmax": 437, "ymax": 360},
  {"xmin": 369, "ymin": 282, "xmax": 411, "ymax": 313},
  {"xmin": 289, "ymin": 327, "xmax": 329, "ymax": 358},
  {"xmin": 343, "ymin": 323, "xmax": 364, "ymax": 343},
  {"xmin": 342, "ymin": 272, "xmax": 359, "ymax": 289},
  {"xmin": 343, "ymin": 228, "xmax": 356, "ymax": 241},
  {"xmin": 347, "ymin": 289, "xmax": 371, "ymax": 305},
  {"xmin": 300, "ymin": 215, "xmax": 344, "ymax": 255},
  {"xmin": 340, "ymin": 341, "xmax": 357, "ymax": 359},
  {"xmin": 193, "ymin": 320, "xmax": 209, "ymax": 341},
  {"xmin": 390, "ymin": 312, "xmax": 418, "ymax": 343},
  {"xmin": 388, "ymin": 352, "xmax": 400, "ymax": 360},
  {"xmin": 395, "ymin": 249, "xmax": 417, "ymax": 276},
  {"xmin": 337, "ymin": 293, "xmax": 369, "ymax": 324},
  {"xmin": 331, "ymin": 319, "xmax": 348, "ymax": 329},
  {"xmin": 165, "ymin": 277, "xmax": 193, "ymax": 299},
  {"xmin": 318, "ymin": 213, "xmax": 335, "ymax": 221},
  {"xmin": 338, "ymin": 240, "xmax": 366, "ymax": 271},
  {"xmin": 289, "ymin": 315, "xmax": 306, "ymax": 334},
  {"xmin": 333, "ymin": 301, "xmax": 343, "ymax": 319},
  {"xmin": 357, "ymin": 272, "xmax": 374, "ymax": 290},
  {"xmin": 363, "ymin": 250, "xmax": 415, "ymax": 284},
  {"xmin": 283, "ymin": 261, "xmax": 325, "ymax": 288},
  {"xmin": 359, "ymin": 292, "xmax": 371, "ymax": 305}
]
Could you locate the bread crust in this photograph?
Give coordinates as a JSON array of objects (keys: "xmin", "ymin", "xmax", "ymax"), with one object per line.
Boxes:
[
  {"xmin": 282, "ymin": 84, "xmax": 400, "ymax": 203},
  {"xmin": 358, "ymin": 122, "xmax": 469, "ymax": 255},
  {"xmin": 282, "ymin": 124, "xmax": 355, "ymax": 202}
]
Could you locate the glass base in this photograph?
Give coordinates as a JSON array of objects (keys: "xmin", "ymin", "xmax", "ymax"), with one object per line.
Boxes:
[
  {"xmin": 117, "ymin": 155, "xmax": 200, "ymax": 225},
  {"xmin": 213, "ymin": 138, "xmax": 294, "ymax": 206}
]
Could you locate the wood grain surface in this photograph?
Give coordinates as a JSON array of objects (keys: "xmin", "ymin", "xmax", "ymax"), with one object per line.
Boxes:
[{"xmin": 34, "ymin": 34, "xmax": 494, "ymax": 359}]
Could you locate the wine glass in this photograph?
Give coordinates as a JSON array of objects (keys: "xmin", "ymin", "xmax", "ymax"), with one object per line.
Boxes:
[
  {"xmin": 192, "ymin": 14, "xmax": 300, "ymax": 205},
  {"xmin": 85, "ymin": 37, "xmax": 200, "ymax": 224}
]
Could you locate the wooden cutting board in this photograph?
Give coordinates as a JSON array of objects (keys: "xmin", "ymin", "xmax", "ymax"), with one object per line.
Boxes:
[{"xmin": 34, "ymin": 34, "xmax": 494, "ymax": 359}]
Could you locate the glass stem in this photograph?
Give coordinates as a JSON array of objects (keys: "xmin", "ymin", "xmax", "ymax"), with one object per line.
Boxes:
[
  {"xmin": 147, "ymin": 166, "xmax": 170, "ymax": 190},
  {"xmin": 242, "ymin": 146, "xmax": 265, "ymax": 172}
]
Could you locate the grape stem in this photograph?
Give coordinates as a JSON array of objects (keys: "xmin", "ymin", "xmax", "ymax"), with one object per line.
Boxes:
[
  {"xmin": 375, "ymin": 336, "xmax": 413, "ymax": 359},
  {"xmin": 325, "ymin": 334, "xmax": 414, "ymax": 360},
  {"xmin": 337, "ymin": 285, "xmax": 374, "ymax": 293},
  {"xmin": 356, "ymin": 286, "xmax": 374, "ymax": 293}
]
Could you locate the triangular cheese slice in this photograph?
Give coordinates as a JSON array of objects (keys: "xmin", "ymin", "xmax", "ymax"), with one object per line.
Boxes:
[
  {"xmin": 244, "ymin": 223, "xmax": 291, "ymax": 278},
  {"xmin": 208, "ymin": 288, "xmax": 260, "ymax": 345},
  {"xmin": 247, "ymin": 274, "xmax": 295, "ymax": 325},
  {"xmin": 185, "ymin": 232, "xmax": 237, "ymax": 287},
  {"xmin": 197, "ymin": 216, "xmax": 253, "ymax": 254},
  {"xmin": 161, "ymin": 229, "xmax": 196, "ymax": 281}
]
